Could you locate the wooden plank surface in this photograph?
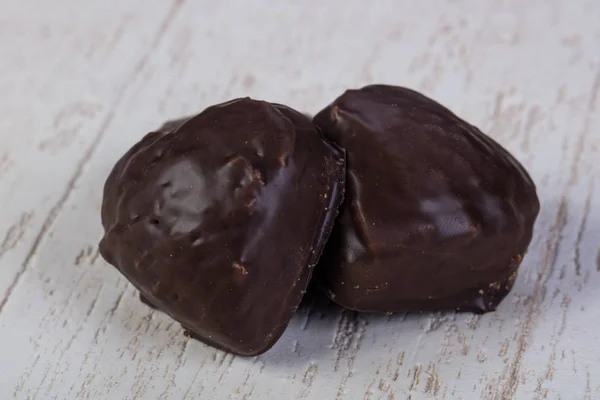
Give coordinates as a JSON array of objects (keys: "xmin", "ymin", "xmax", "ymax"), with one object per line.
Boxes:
[{"xmin": 0, "ymin": 1, "xmax": 599, "ymax": 399}]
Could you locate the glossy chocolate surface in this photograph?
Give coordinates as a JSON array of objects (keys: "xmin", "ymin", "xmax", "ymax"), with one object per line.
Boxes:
[
  {"xmin": 313, "ymin": 85, "xmax": 539, "ymax": 313},
  {"xmin": 100, "ymin": 98, "xmax": 345, "ymax": 355}
]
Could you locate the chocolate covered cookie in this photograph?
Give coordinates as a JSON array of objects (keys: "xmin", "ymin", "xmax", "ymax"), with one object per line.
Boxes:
[
  {"xmin": 100, "ymin": 98, "xmax": 345, "ymax": 355},
  {"xmin": 313, "ymin": 85, "xmax": 539, "ymax": 313}
]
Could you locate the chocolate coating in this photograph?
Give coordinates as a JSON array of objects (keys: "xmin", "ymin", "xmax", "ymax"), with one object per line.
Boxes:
[
  {"xmin": 313, "ymin": 85, "xmax": 539, "ymax": 313},
  {"xmin": 100, "ymin": 98, "xmax": 345, "ymax": 355}
]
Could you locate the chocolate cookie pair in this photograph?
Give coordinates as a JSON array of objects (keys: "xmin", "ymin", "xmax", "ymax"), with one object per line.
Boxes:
[{"xmin": 99, "ymin": 85, "xmax": 539, "ymax": 356}]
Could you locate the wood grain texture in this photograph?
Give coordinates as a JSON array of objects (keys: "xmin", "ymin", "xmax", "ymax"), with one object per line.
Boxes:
[{"xmin": 0, "ymin": 0, "xmax": 599, "ymax": 399}]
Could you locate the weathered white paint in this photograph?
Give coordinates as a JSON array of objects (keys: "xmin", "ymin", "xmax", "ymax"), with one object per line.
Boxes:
[{"xmin": 0, "ymin": 1, "xmax": 599, "ymax": 399}]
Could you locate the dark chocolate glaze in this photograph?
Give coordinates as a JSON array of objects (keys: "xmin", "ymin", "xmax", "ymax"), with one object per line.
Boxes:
[
  {"xmin": 313, "ymin": 85, "xmax": 539, "ymax": 313},
  {"xmin": 100, "ymin": 98, "xmax": 345, "ymax": 355}
]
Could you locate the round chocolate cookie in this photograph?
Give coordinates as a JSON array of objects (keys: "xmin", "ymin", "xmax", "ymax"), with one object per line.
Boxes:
[
  {"xmin": 313, "ymin": 85, "xmax": 539, "ymax": 313},
  {"xmin": 100, "ymin": 98, "xmax": 345, "ymax": 355}
]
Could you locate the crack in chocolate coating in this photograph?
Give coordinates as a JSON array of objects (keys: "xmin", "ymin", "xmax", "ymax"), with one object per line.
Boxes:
[
  {"xmin": 313, "ymin": 85, "xmax": 540, "ymax": 313},
  {"xmin": 99, "ymin": 98, "xmax": 345, "ymax": 355}
]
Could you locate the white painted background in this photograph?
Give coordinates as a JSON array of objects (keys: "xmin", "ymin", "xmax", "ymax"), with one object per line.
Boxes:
[{"xmin": 0, "ymin": 1, "xmax": 599, "ymax": 399}]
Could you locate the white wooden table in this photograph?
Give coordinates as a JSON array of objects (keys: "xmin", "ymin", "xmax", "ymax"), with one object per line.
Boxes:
[{"xmin": 1, "ymin": 1, "xmax": 599, "ymax": 399}]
